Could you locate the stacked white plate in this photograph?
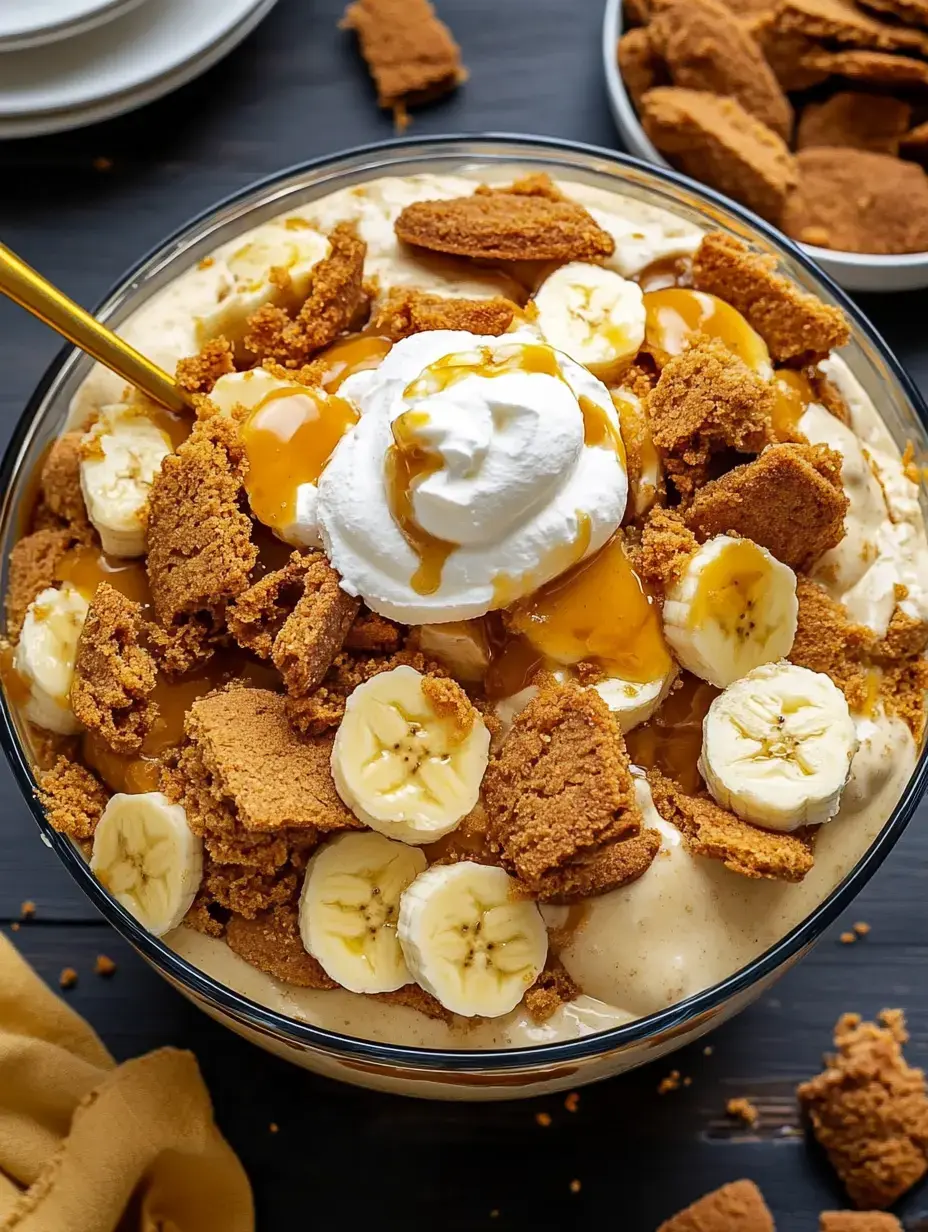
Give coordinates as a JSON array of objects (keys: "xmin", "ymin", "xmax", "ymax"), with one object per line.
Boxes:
[{"xmin": 0, "ymin": 0, "xmax": 280, "ymax": 138}]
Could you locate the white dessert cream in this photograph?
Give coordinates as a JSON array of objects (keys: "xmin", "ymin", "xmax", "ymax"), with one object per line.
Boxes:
[{"xmin": 10, "ymin": 170, "xmax": 927, "ymax": 1052}]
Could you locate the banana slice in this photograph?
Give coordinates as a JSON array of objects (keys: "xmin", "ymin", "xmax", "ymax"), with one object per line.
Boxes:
[
  {"xmin": 663, "ymin": 535, "xmax": 798, "ymax": 689},
  {"xmin": 195, "ymin": 222, "xmax": 330, "ymax": 353},
  {"xmin": 593, "ymin": 669, "xmax": 677, "ymax": 732},
  {"xmin": 397, "ymin": 861, "xmax": 548, "ymax": 1018},
  {"xmin": 331, "ymin": 665, "xmax": 490, "ymax": 845},
  {"xmin": 80, "ymin": 404, "xmax": 174, "ymax": 557},
  {"xmin": 699, "ymin": 662, "xmax": 859, "ymax": 832},
  {"xmin": 13, "ymin": 584, "xmax": 89, "ymax": 734},
  {"xmin": 299, "ymin": 831, "xmax": 426, "ymax": 993},
  {"xmin": 532, "ymin": 262, "xmax": 645, "ymax": 379},
  {"xmin": 415, "ymin": 621, "xmax": 491, "ymax": 684},
  {"xmin": 90, "ymin": 792, "xmax": 203, "ymax": 935}
]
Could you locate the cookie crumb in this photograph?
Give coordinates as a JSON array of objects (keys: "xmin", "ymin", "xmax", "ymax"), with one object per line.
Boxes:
[
  {"xmin": 564, "ymin": 1091, "xmax": 580, "ymax": 1113},
  {"xmin": 819, "ymin": 1212, "xmax": 903, "ymax": 1230},
  {"xmin": 10, "ymin": 923, "xmax": 20, "ymax": 932},
  {"xmin": 854, "ymin": 921, "xmax": 871, "ymax": 936},
  {"xmin": 94, "ymin": 954, "xmax": 117, "ymax": 977},
  {"xmin": 569, "ymin": 1180, "xmax": 582, "ymax": 1195},
  {"xmin": 93, "ymin": 156, "xmax": 113, "ymax": 172},
  {"xmin": 20, "ymin": 900, "xmax": 36, "ymax": 919},
  {"xmin": 840, "ymin": 930, "xmax": 857, "ymax": 944},
  {"xmin": 59, "ymin": 967, "xmax": 78, "ymax": 989},
  {"xmin": 658, "ymin": 1069, "xmax": 682, "ymax": 1094},
  {"xmin": 535, "ymin": 1111, "xmax": 552, "ymax": 1127},
  {"xmin": 727, "ymin": 1096, "xmax": 760, "ymax": 1126},
  {"xmin": 268, "ymin": 1122, "xmax": 279, "ymax": 1134}
]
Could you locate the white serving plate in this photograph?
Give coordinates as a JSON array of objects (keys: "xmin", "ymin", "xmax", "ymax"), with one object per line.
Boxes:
[
  {"xmin": 602, "ymin": 0, "xmax": 928, "ymax": 292},
  {"xmin": 0, "ymin": 0, "xmax": 147, "ymax": 52}
]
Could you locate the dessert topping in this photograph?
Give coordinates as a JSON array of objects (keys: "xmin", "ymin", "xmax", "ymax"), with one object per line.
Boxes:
[{"xmin": 643, "ymin": 286, "xmax": 772, "ymax": 376}]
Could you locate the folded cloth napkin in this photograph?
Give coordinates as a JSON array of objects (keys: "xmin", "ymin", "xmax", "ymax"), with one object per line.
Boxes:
[{"xmin": 0, "ymin": 935, "xmax": 254, "ymax": 1232}]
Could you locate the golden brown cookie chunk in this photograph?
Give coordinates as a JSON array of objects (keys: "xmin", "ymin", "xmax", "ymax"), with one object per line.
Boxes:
[
  {"xmin": 226, "ymin": 905, "xmax": 337, "ymax": 989},
  {"xmin": 901, "ymin": 119, "xmax": 928, "ymax": 161},
  {"xmin": 344, "ymin": 609, "xmax": 403, "ymax": 653},
  {"xmin": 394, "ymin": 194, "xmax": 615, "ymax": 262},
  {"xmin": 36, "ymin": 755, "xmax": 109, "ymax": 840},
  {"xmin": 370, "ymin": 287, "xmax": 517, "ymax": 340},
  {"xmin": 775, "ymin": 0, "xmax": 928, "ymax": 53},
  {"xmin": 374, "ymin": 984, "xmax": 452, "ymax": 1023},
  {"xmin": 186, "ymin": 687, "xmax": 358, "ymax": 833},
  {"xmin": 802, "ymin": 48, "xmax": 928, "ymax": 89},
  {"xmin": 632, "ymin": 507, "xmax": 700, "ymax": 592},
  {"xmin": 618, "ymin": 28, "xmax": 669, "ymax": 108},
  {"xmin": 340, "ymin": 0, "xmax": 466, "ymax": 118},
  {"xmin": 788, "ymin": 577, "xmax": 873, "ymax": 707},
  {"xmin": 784, "ymin": 148, "xmax": 928, "ymax": 255},
  {"xmin": 749, "ymin": 13, "xmax": 831, "ymax": 91},
  {"xmin": 646, "ymin": 337, "xmax": 775, "ymax": 501},
  {"xmin": 475, "ymin": 172, "xmax": 567, "ymax": 201},
  {"xmin": 39, "ymin": 433, "xmax": 89, "ymax": 527},
  {"xmin": 798, "ymin": 1010, "xmax": 928, "ymax": 1209},
  {"xmin": 683, "ymin": 442, "xmax": 848, "ymax": 569},
  {"xmin": 484, "ymin": 684, "xmax": 650, "ymax": 900},
  {"xmin": 657, "ymin": 1180, "xmax": 775, "ymax": 1232},
  {"xmin": 625, "ymin": 0, "xmax": 652, "ymax": 25},
  {"xmin": 243, "ymin": 222, "xmax": 367, "ymax": 368},
  {"xmin": 880, "ymin": 655, "xmax": 928, "ymax": 739},
  {"xmin": 649, "ymin": 0, "xmax": 793, "ymax": 139},
  {"xmin": 272, "ymin": 555, "xmax": 361, "ymax": 697},
  {"xmin": 146, "ymin": 416, "xmax": 257, "ymax": 627},
  {"xmin": 692, "ymin": 232, "xmax": 850, "ymax": 364},
  {"xmin": 820, "ymin": 1214, "xmax": 903, "ymax": 1231},
  {"xmin": 872, "ymin": 607, "xmax": 928, "ymax": 663},
  {"xmin": 6, "ymin": 527, "xmax": 77, "ymax": 641},
  {"xmin": 640, "ymin": 88, "xmax": 797, "ymax": 223},
  {"xmin": 228, "ymin": 551, "xmax": 313, "ymax": 659},
  {"xmin": 70, "ymin": 583, "xmax": 157, "ymax": 753},
  {"xmin": 176, "ymin": 337, "xmax": 235, "ymax": 395},
  {"xmin": 797, "ymin": 92, "xmax": 912, "ymax": 155},
  {"xmin": 523, "ymin": 959, "xmax": 581, "ymax": 1024},
  {"xmin": 200, "ymin": 857, "xmax": 300, "ymax": 920},
  {"xmin": 649, "ymin": 770, "xmax": 815, "ymax": 880},
  {"xmin": 527, "ymin": 829, "xmax": 663, "ymax": 903},
  {"xmin": 859, "ymin": 0, "xmax": 928, "ymax": 20},
  {"xmin": 145, "ymin": 618, "xmax": 215, "ymax": 678}
]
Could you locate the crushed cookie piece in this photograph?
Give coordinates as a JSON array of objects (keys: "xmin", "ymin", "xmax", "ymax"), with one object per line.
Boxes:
[
  {"xmin": 632, "ymin": 507, "xmax": 700, "ymax": 592},
  {"xmin": 476, "ymin": 173, "xmax": 566, "ymax": 201},
  {"xmin": 565, "ymin": 1092, "xmax": 580, "ymax": 1112},
  {"xmin": 879, "ymin": 655, "xmax": 928, "ymax": 739},
  {"xmin": 185, "ymin": 687, "xmax": 357, "ymax": 834},
  {"xmin": 801, "ymin": 48, "xmax": 928, "ymax": 90},
  {"xmin": 340, "ymin": 0, "xmax": 466, "ymax": 120},
  {"xmin": 658, "ymin": 1070, "xmax": 682, "ymax": 1094},
  {"xmin": 727, "ymin": 1096, "xmax": 760, "ymax": 1126},
  {"xmin": 569, "ymin": 1180, "xmax": 581, "ymax": 1195},
  {"xmin": 774, "ymin": 0, "xmax": 928, "ymax": 55},
  {"xmin": 484, "ymin": 684, "xmax": 655, "ymax": 901},
  {"xmin": 370, "ymin": 287, "xmax": 516, "ymax": 340},
  {"xmin": 7, "ymin": 527, "xmax": 78, "ymax": 640},
  {"xmin": 640, "ymin": 88, "xmax": 797, "ymax": 224},
  {"xmin": 146, "ymin": 416, "xmax": 257, "ymax": 627},
  {"xmin": 373, "ymin": 983, "xmax": 452, "ymax": 1023},
  {"xmin": 648, "ymin": 0, "xmax": 793, "ymax": 139},
  {"xmin": 841, "ymin": 930, "xmax": 857, "ymax": 944},
  {"xmin": 394, "ymin": 193, "xmax": 615, "ymax": 262},
  {"xmin": 649, "ymin": 770, "xmax": 815, "ymax": 881},
  {"xmin": 9, "ymin": 923, "xmax": 19, "ymax": 932},
  {"xmin": 70, "ymin": 583, "xmax": 158, "ymax": 753},
  {"xmin": 285, "ymin": 648, "xmax": 442, "ymax": 735},
  {"xmin": 146, "ymin": 618, "xmax": 215, "ymax": 678},
  {"xmin": 176, "ymin": 338, "xmax": 235, "ymax": 395},
  {"xmin": 810, "ymin": 368, "xmax": 852, "ymax": 426},
  {"xmin": 421, "ymin": 674, "xmax": 477, "ymax": 742},
  {"xmin": 226, "ymin": 905, "xmax": 337, "ymax": 988},
  {"xmin": 523, "ymin": 958, "xmax": 581, "ymax": 1024},
  {"xmin": 40, "ymin": 433, "xmax": 89, "ymax": 527},
  {"xmin": 799, "ymin": 1009, "xmax": 928, "ymax": 1209},
  {"xmin": 704, "ymin": 1045, "xmax": 714, "ymax": 1055},
  {"xmin": 243, "ymin": 223, "xmax": 366, "ymax": 368},
  {"xmin": 797, "ymin": 92, "xmax": 912, "ymax": 156},
  {"xmin": 820, "ymin": 1213, "xmax": 903, "ymax": 1231},
  {"xmin": 901, "ymin": 120, "xmax": 928, "ymax": 161},
  {"xmin": 750, "ymin": 13, "xmax": 830, "ymax": 92},
  {"xmin": 683, "ymin": 442, "xmax": 848, "ymax": 569},
  {"xmin": 646, "ymin": 337, "xmax": 775, "ymax": 501},
  {"xmin": 859, "ymin": 0, "xmax": 928, "ymax": 21},
  {"xmin": 94, "ymin": 954, "xmax": 117, "ymax": 977},
  {"xmin": 272, "ymin": 554, "xmax": 360, "ymax": 697},
  {"xmin": 783, "ymin": 149, "xmax": 928, "ymax": 256},
  {"xmin": 657, "ymin": 1180, "xmax": 774, "ymax": 1231},
  {"xmin": 229, "ymin": 551, "xmax": 313, "ymax": 659},
  {"xmin": 788, "ymin": 577, "xmax": 871, "ymax": 705},
  {"xmin": 854, "ymin": 921, "xmax": 871, "ymax": 936},
  {"xmin": 59, "ymin": 968, "xmax": 78, "ymax": 990},
  {"xmin": 268, "ymin": 1122, "xmax": 279, "ymax": 1134},
  {"xmin": 692, "ymin": 231, "xmax": 849, "ymax": 364},
  {"xmin": 20, "ymin": 900, "xmax": 36, "ymax": 919},
  {"xmin": 618, "ymin": 28, "xmax": 669, "ymax": 108},
  {"xmin": 36, "ymin": 756, "xmax": 109, "ymax": 840},
  {"xmin": 535, "ymin": 1111, "xmax": 552, "ymax": 1127},
  {"xmin": 198, "ymin": 855, "xmax": 300, "ymax": 921},
  {"xmin": 871, "ymin": 606, "xmax": 928, "ymax": 663},
  {"xmin": 344, "ymin": 609, "xmax": 403, "ymax": 654}
]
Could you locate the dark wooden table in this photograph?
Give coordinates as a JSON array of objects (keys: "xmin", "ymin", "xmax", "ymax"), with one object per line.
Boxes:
[{"xmin": 1, "ymin": 1, "xmax": 928, "ymax": 1227}]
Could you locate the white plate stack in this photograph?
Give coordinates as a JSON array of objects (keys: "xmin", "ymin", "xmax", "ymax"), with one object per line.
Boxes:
[{"xmin": 0, "ymin": 0, "xmax": 280, "ymax": 138}]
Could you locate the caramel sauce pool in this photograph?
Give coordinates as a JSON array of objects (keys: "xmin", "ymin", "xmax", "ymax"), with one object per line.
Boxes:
[
  {"xmin": 55, "ymin": 545, "xmax": 151, "ymax": 609},
  {"xmin": 643, "ymin": 288, "xmax": 769, "ymax": 372},
  {"xmin": 771, "ymin": 368, "xmax": 817, "ymax": 441},
  {"xmin": 626, "ymin": 674, "xmax": 719, "ymax": 795},
  {"xmin": 312, "ymin": 333, "xmax": 394, "ymax": 393}
]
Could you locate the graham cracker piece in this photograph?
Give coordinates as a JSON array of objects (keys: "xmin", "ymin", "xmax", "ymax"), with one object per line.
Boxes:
[
  {"xmin": 226, "ymin": 905, "xmax": 337, "ymax": 989},
  {"xmin": 394, "ymin": 193, "xmax": 615, "ymax": 262},
  {"xmin": 691, "ymin": 231, "xmax": 850, "ymax": 364},
  {"xmin": 646, "ymin": 336, "xmax": 775, "ymax": 501},
  {"xmin": 6, "ymin": 528, "xmax": 79, "ymax": 641},
  {"xmin": 618, "ymin": 28, "xmax": 669, "ymax": 108},
  {"xmin": 272, "ymin": 554, "xmax": 361, "ymax": 697},
  {"xmin": 176, "ymin": 337, "xmax": 235, "ymax": 395},
  {"xmin": 802, "ymin": 48, "xmax": 928, "ymax": 89},
  {"xmin": 369, "ymin": 287, "xmax": 516, "ymax": 340},
  {"xmin": 36, "ymin": 755, "xmax": 109, "ymax": 840},
  {"xmin": 649, "ymin": 770, "xmax": 815, "ymax": 881},
  {"xmin": 70, "ymin": 583, "xmax": 157, "ymax": 753},
  {"xmin": 640, "ymin": 88, "xmax": 797, "ymax": 223},
  {"xmin": 820, "ymin": 1214, "xmax": 903, "ymax": 1231},
  {"xmin": 649, "ymin": 0, "xmax": 793, "ymax": 139},
  {"xmin": 657, "ymin": 1180, "xmax": 775, "ymax": 1231},
  {"xmin": 783, "ymin": 148, "xmax": 928, "ymax": 255},
  {"xmin": 683, "ymin": 442, "xmax": 848, "ymax": 569},
  {"xmin": 798, "ymin": 1010, "xmax": 928, "ymax": 1209},
  {"xmin": 40, "ymin": 433, "xmax": 89, "ymax": 528},
  {"xmin": 774, "ymin": 0, "xmax": 928, "ymax": 54},
  {"xmin": 524, "ymin": 958, "xmax": 581, "ymax": 1025},
  {"xmin": 797, "ymin": 92, "xmax": 912, "ymax": 156},
  {"xmin": 185, "ymin": 686, "xmax": 358, "ymax": 833},
  {"xmin": 243, "ymin": 222, "xmax": 367, "ymax": 368},
  {"xmin": 340, "ymin": 0, "xmax": 467, "ymax": 121},
  {"xmin": 146, "ymin": 416, "xmax": 257, "ymax": 628},
  {"xmin": 484, "ymin": 683, "xmax": 655, "ymax": 901}
]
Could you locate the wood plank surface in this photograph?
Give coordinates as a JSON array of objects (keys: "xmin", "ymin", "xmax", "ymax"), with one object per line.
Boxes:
[{"xmin": 1, "ymin": 0, "xmax": 928, "ymax": 1227}]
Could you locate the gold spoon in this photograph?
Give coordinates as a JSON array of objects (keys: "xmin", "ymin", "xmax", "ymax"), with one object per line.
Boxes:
[{"xmin": 0, "ymin": 241, "xmax": 193, "ymax": 415}]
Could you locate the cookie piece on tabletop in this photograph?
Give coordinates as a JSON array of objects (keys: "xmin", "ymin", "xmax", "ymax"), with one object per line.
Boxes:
[
  {"xmin": 820, "ymin": 1214, "xmax": 903, "ymax": 1231},
  {"xmin": 657, "ymin": 1179, "xmax": 775, "ymax": 1231}
]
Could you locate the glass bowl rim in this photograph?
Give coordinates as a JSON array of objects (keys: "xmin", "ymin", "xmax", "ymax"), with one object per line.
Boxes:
[{"xmin": 3, "ymin": 132, "xmax": 927, "ymax": 1074}]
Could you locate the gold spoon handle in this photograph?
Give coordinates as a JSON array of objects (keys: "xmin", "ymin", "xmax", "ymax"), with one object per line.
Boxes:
[{"xmin": 0, "ymin": 241, "xmax": 192, "ymax": 416}]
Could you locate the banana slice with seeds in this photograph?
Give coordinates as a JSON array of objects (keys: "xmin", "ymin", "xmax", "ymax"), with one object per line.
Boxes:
[
  {"xmin": 663, "ymin": 535, "xmax": 798, "ymax": 688},
  {"xmin": 14, "ymin": 584, "xmax": 89, "ymax": 735},
  {"xmin": 699, "ymin": 662, "xmax": 858, "ymax": 832},
  {"xmin": 398, "ymin": 861, "xmax": 549, "ymax": 1018},
  {"xmin": 299, "ymin": 831, "xmax": 426, "ymax": 993},
  {"xmin": 331, "ymin": 665, "xmax": 491, "ymax": 845},
  {"xmin": 90, "ymin": 792, "xmax": 202, "ymax": 936}
]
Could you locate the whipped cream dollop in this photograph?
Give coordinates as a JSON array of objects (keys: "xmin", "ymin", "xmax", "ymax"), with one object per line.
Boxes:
[{"xmin": 316, "ymin": 330, "xmax": 628, "ymax": 623}]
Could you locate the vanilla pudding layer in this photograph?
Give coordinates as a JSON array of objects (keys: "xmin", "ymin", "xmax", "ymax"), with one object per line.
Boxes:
[{"xmin": 63, "ymin": 170, "xmax": 925, "ymax": 1049}]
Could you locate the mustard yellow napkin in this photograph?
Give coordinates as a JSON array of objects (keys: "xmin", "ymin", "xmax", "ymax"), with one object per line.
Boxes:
[{"xmin": 0, "ymin": 934, "xmax": 254, "ymax": 1232}]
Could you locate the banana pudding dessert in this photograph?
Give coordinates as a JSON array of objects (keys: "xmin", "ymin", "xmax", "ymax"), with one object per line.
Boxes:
[{"xmin": 7, "ymin": 170, "xmax": 928, "ymax": 1050}]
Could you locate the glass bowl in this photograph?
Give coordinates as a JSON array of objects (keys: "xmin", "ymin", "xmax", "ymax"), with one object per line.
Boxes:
[{"xmin": 2, "ymin": 135, "xmax": 927, "ymax": 1102}]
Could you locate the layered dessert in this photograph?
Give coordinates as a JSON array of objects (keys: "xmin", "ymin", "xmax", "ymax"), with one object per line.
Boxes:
[{"xmin": 6, "ymin": 168, "xmax": 928, "ymax": 1049}]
